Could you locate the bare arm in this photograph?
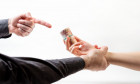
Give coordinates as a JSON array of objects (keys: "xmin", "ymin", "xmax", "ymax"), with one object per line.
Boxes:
[
  {"xmin": 106, "ymin": 52, "xmax": 140, "ymax": 71},
  {"xmin": 64, "ymin": 35, "xmax": 140, "ymax": 71}
]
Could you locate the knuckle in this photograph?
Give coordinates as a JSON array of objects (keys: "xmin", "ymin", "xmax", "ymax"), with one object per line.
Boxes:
[
  {"xmin": 17, "ymin": 24, "xmax": 21, "ymax": 27},
  {"xmin": 101, "ymin": 67, "xmax": 106, "ymax": 70},
  {"xmin": 27, "ymin": 21, "xmax": 32, "ymax": 26},
  {"xmin": 23, "ymin": 21, "xmax": 26, "ymax": 24},
  {"xmin": 31, "ymin": 21, "xmax": 34, "ymax": 25},
  {"xmin": 21, "ymin": 34, "xmax": 25, "ymax": 37},
  {"xmin": 22, "ymin": 32, "xmax": 29, "ymax": 36},
  {"xmin": 27, "ymin": 28, "xmax": 32, "ymax": 32},
  {"xmin": 101, "ymin": 64, "xmax": 107, "ymax": 70}
]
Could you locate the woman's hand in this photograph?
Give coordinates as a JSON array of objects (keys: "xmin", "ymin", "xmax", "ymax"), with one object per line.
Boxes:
[{"xmin": 64, "ymin": 36, "xmax": 100, "ymax": 56}]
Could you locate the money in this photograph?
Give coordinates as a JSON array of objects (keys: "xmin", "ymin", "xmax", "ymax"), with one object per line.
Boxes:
[{"xmin": 60, "ymin": 28, "xmax": 77, "ymax": 44}]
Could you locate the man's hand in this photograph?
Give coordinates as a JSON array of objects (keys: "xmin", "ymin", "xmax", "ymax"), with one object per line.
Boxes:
[
  {"xmin": 81, "ymin": 46, "xmax": 109, "ymax": 71},
  {"xmin": 8, "ymin": 12, "xmax": 52, "ymax": 37}
]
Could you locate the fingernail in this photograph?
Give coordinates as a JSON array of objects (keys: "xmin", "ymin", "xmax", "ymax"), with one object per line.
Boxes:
[{"xmin": 48, "ymin": 25, "xmax": 52, "ymax": 28}]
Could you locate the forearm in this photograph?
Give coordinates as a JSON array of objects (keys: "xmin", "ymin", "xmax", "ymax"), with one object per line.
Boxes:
[
  {"xmin": 0, "ymin": 53, "xmax": 85, "ymax": 84},
  {"xmin": 106, "ymin": 52, "xmax": 140, "ymax": 71},
  {"xmin": 0, "ymin": 19, "xmax": 12, "ymax": 38},
  {"xmin": 46, "ymin": 57, "xmax": 85, "ymax": 82}
]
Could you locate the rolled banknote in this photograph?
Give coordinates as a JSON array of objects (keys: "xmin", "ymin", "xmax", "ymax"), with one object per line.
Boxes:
[{"xmin": 60, "ymin": 28, "xmax": 77, "ymax": 44}]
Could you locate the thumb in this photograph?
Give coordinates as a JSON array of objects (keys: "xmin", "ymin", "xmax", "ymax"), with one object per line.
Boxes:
[
  {"xmin": 100, "ymin": 46, "xmax": 108, "ymax": 54},
  {"xmin": 25, "ymin": 12, "xmax": 32, "ymax": 20}
]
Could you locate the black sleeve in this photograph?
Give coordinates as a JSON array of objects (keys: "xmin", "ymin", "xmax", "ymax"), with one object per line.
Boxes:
[
  {"xmin": 0, "ymin": 53, "xmax": 85, "ymax": 84},
  {"xmin": 0, "ymin": 19, "xmax": 12, "ymax": 38}
]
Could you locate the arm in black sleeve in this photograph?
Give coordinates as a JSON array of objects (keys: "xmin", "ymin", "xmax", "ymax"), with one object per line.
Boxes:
[
  {"xmin": 0, "ymin": 19, "xmax": 12, "ymax": 38},
  {"xmin": 0, "ymin": 53, "xmax": 85, "ymax": 84}
]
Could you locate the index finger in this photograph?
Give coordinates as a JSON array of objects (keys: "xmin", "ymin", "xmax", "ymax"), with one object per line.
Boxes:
[{"xmin": 33, "ymin": 18, "xmax": 52, "ymax": 28}]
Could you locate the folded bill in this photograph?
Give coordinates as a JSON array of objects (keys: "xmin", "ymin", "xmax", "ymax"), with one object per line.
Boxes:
[{"xmin": 60, "ymin": 28, "xmax": 77, "ymax": 44}]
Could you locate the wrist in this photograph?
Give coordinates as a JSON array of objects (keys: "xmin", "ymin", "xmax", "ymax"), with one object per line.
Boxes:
[
  {"xmin": 80, "ymin": 55, "xmax": 90, "ymax": 69},
  {"xmin": 8, "ymin": 18, "xmax": 13, "ymax": 34},
  {"xmin": 106, "ymin": 52, "xmax": 113, "ymax": 63}
]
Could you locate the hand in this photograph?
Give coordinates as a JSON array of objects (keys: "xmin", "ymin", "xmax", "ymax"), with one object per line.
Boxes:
[
  {"xmin": 81, "ymin": 46, "xmax": 109, "ymax": 71},
  {"xmin": 64, "ymin": 36, "xmax": 109, "ymax": 71},
  {"xmin": 8, "ymin": 12, "xmax": 52, "ymax": 37},
  {"xmin": 65, "ymin": 36, "xmax": 100, "ymax": 56}
]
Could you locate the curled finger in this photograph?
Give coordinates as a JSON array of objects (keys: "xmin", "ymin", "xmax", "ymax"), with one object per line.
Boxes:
[
  {"xmin": 17, "ymin": 28, "xmax": 29, "ymax": 37},
  {"xmin": 17, "ymin": 23, "xmax": 33, "ymax": 33},
  {"xmin": 18, "ymin": 19, "xmax": 34, "ymax": 28}
]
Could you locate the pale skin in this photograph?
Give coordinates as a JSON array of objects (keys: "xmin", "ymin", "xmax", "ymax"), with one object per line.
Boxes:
[
  {"xmin": 65, "ymin": 36, "xmax": 140, "ymax": 71},
  {"xmin": 107, "ymin": 52, "xmax": 140, "ymax": 71},
  {"xmin": 64, "ymin": 36, "xmax": 109, "ymax": 71},
  {"xmin": 8, "ymin": 12, "xmax": 52, "ymax": 37}
]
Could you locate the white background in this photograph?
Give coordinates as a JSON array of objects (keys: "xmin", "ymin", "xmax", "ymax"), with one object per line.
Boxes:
[{"xmin": 0, "ymin": 0, "xmax": 140, "ymax": 84}]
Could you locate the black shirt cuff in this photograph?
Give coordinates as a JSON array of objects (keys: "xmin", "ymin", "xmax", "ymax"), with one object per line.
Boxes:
[{"xmin": 0, "ymin": 19, "xmax": 12, "ymax": 38}]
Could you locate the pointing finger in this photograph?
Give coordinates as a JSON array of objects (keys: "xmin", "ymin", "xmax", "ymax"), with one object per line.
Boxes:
[{"xmin": 33, "ymin": 18, "xmax": 52, "ymax": 28}]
